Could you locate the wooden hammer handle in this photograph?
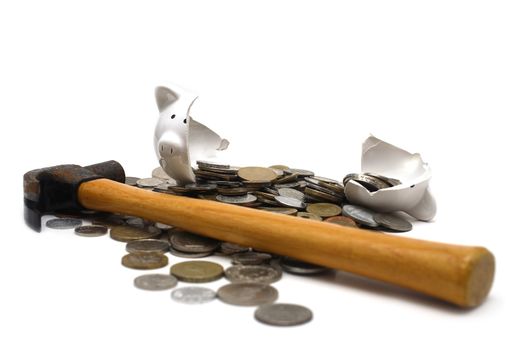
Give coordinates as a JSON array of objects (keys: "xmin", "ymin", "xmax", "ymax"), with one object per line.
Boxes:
[{"xmin": 79, "ymin": 179, "xmax": 495, "ymax": 307}]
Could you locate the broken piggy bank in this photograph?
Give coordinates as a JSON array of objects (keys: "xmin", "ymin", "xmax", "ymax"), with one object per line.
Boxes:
[
  {"xmin": 344, "ymin": 136, "xmax": 437, "ymax": 221},
  {"xmin": 154, "ymin": 84, "xmax": 229, "ymax": 185}
]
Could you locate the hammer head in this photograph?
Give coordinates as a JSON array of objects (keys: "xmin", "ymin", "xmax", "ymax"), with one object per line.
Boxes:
[{"xmin": 24, "ymin": 160, "xmax": 125, "ymax": 232}]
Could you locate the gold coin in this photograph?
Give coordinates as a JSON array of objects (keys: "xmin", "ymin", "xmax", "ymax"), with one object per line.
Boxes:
[
  {"xmin": 170, "ymin": 261, "xmax": 224, "ymax": 283},
  {"xmin": 296, "ymin": 212, "xmax": 323, "ymax": 221},
  {"xmin": 238, "ymin": 167, "xmax": 278, "ymax": 182},
  {"xmin": 121, "ymin": 253, "xmax": 168, "ymax": 269},
  {"xmin": 306, "ymin": 203, "xmax": 342, "ymax": 218},
  {"xmin": 110, "ymin": 225, "xmax": 161, "ymax": 242},
  {"xmin": 324, "ymin": 215, "xmax": 358, "ymax": 228}
]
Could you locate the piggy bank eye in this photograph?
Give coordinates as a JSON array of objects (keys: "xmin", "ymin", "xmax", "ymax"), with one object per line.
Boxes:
[
  {"xmin": 183, "ymin": 118, "xmax": 187, "ymax": 124},
  {"xmin": 171, "ymin": 114, "xmax": 176, "ymax": 119}
]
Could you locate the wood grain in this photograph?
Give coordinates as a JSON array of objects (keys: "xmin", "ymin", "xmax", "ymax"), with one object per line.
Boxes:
[{"xmin": 79, "ymin": 179, "xmax": 495, "ymax": 307}]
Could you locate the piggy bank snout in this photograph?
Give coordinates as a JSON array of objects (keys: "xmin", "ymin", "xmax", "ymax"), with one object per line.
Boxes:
[
  {"xmin": 158, "ymin": 140, "xmax": 176, "ymax": 158},
  {"xmin": 157, "ymin": 133, "xmax": 185, "ymax": 159}
]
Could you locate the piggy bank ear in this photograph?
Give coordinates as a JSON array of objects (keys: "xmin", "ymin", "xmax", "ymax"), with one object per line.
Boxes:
[{"xmin": 155, "ymin": 86, "xmax": 180, "ymax": 112}]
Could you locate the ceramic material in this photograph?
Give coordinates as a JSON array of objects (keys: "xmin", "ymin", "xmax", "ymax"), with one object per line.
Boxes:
[
  {"xmin": 154, "ymin": 84, "xmax": 229, "ymax": 185},
  {"xmin": 344, "ymin": 135, "xmax": 437, "ymax": 221}
]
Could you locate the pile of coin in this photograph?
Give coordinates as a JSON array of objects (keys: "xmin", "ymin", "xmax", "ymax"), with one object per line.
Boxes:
[{"xmin": 43, "ymin": 162, "xmax": 414, "ymax": 327}]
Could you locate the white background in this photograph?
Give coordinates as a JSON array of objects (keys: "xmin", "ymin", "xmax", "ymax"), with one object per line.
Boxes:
[{"xmin": 1, "ymin": 1, "xmax": 524, "ymax": 349}]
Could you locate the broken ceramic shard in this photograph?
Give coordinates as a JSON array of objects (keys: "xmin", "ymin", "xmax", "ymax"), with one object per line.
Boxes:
[
  {"xmin": 154, "ymin": 83, "xmax": 229, "ymax": 185},
  {"xmin": 344, "ymin": 135, "xmax": 436, "ymax": 221}
]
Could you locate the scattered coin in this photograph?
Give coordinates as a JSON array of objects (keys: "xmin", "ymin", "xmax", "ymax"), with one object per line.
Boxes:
[
  {"xmin": 280, "ymin": 257, "xmax": 329, "ymax": 275},
  {"xmin": 137, "ymin": 177, "xmax": 165, "ymax": 188},
  {"xmin": 232, "ymin": 252, "xmax": 273, "ymax": 265},
  {"xmin": 169, "ymin": 230, "xmax": 220, "ymax": 253},
  {"xmin": 125, "ymin": 177, "xmax": 140, "ymax": 186},
  {"xmin": 46, "ymin": 218, "xmax": 83, "ymax": 230},
  {"xmin": 170, "ymin": 261, "xmax": 224, "ymax": 283},
  {"xmin": 254, "ymin": 303, "xmax": 313, "ymax": 326},
  {"xmin": 217, "ymin": 187, "xmax": 249, "ymax": 196},
  {"xmin": 126, "ymin": 217, "xmax": 146, "ymax": 228},
  {"xmin": 306, "ymin": 203, "xmax": 342, "ymax": 218},
  {"xmin": 296, "ymin": 212, "xmax": 323, "ymax": 221},
  {"xmin": 238, "ymin": 167, "xmax": 278, "ymax": 182},
  {"xmin": 342, "ymin": 204, "xmax": 379, "ymax": 228},
  {"xmin": 216, "ymin": 194, "xmax": 257, "ymax": 205},
  {"xmin": 110, "ymin": 225, "xmax": 161, "ymax": 242},
  {"xmin": 122, "ymin": 253, "xmax": 169, "ymax": 270},
  {"xmin": 343, "ymin": 173, "xmax": 391, "ymax": 192},
  {"xmin": 196, "ymin": 160, "xmax": 230, "ymax": 169},
  {"xmin": 218, "ymin": 242, "xmax": 250, "ymax": 255},
  {"xmin": 275, "ymin": 196, "xmax": 306, "ymax": 209},
  {"xmin": 152, "ymin": 167, "xmax": 171, "ymax": 180},
  {"xmin": 259, "ymin": 207, "xmax": 298, "ymax": 215},
  {"xmin": 225, "ymin": 265, "xmax": 282, "ymax": 284},
  {"xmin": 155, "ymin": 222, "xmax": 173, "ymax": 230},
  {"xmin": 323, "ymin": 216, "xmax": 358, "ymax": 228},
  {"xmin": 74, "ymin": 225, "xmax": 108, "ymax": 237},
  {"xmin": 217, "ymin": 283, "xmax": 279, "ymax": 306},
  {"xmin": 277, "ymin": 188, "xmax": 305, "ymax": 201},
  {"xmin": 363, "ymin": 172, "xmax": 402, "ymax": 187},
  {"xmin": 171, "ymin": 286, "xmax": 216, "ymax": 304},
  {"xmin": 169, "ymin": 248, "xmax": 213, "ymax": 259},
  {"xmin": 134, "ymin": 273, "xmax": 178, "ymax": 291},
  {"xmin": 126, "ymin": 239, "xmax": 170, "ymax": 254},
  {"xmin": 185, "ymin": 183, "xmax": 218, "ymax": 192},
  {"xmin": 284, "ymin": 168, "xmax": 315, "ymax": 177},
  {"xmin": 373, "ymin": 213, "xmax": 413, "ymax": 232}
]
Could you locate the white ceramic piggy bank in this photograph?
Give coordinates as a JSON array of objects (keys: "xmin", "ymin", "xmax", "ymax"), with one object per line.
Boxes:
[{"xmin": 154, "ymin": 84, "xmax": 229, "ymax": 185}]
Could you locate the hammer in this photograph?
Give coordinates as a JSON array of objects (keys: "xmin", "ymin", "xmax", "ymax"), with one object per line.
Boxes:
[{"xmin": 23, "ymin": 160, "xmax": 495, "ymax": 308}]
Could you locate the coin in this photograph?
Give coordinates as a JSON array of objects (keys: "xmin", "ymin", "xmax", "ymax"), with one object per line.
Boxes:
[
  {"xmin": 169, "ymin": 248, "xmax": 213, "ymax": 259},
  {"xmin": 218, "ymin": 242, "xmax": 250, "ymax": 255},
  {"xmin": 155, "ymin": 222, "xmax": 173, "ymax": 230},
  {"xmin": 216, "ymin": 194, "xmax": 257, "ymax": 205},
  {"xmin": 45, "ymin": 218, "xmax": 83, "ymax": 230},
  {"xmin": 185, "ymin": 183, "xmax": 218, "ymax": 192},
  {"xmin": 196, "ymin": 160, "xmax": 230, "ymax": 169},
  {"xmin": 323, "ymin": 216, "xmax": 358, "ymax": 228},
  {"xmin": 238, "ymin": 167, "xmax": 278, "ymax": 182},
  {"xmin": 269, "ymin": 165, "xmax": 290, "ymax": 170},
  {"xmin": 259, "ymin": 207, "xmax": 298, "ymax": 215},
  {"xmin": 277, "ymin": 188, "xmax": 305, "ymax": 201},
  {"xmin": 134, "ymin": 273, "xmax": 178, "ymax": 291},
  {"xmin": 232, "ymin": 252, "xmax": 273, "ymax": 265},
  {"xmin": 217, "ymin": 187, "xmax": 249, "ymax": 196},
  {"xmin": 296, "ymin": 212, "xmax": 323, "ymax": 221},
  {"xmin": 170, "ymin": 261, "xmax": 224, "ymax": 283},
  {"xmin": 304, "ymin": 187, "xmax": 343, "ymax": 204},
  {"xmin": 125, "ymin": 177, "xmax": 140, "ymax": 186},
  {"xmin": 217, "ymin": 283, "xmax": 278, "ymax": 306},
  {"xmin": 275, "ymin": 196, "xmax": 306, "ymax": 209},
  {"xmin": 225, "ymin": 265, "xmax": 282, "ymax": 284},
  {"xmin": 363, "ymin": 172, "xmax": 402, "ymax": 187},
  {"xmin": 280, "ymin": 256, "xmax": 328, "ymax": 275},
  {"xmin": 171, "ymin": 286, "xmax": 216, "ymax": 304},
  {"xmin": 126, "ymin": 217, "xmax": 146, "ymax": 228},
  {"xmin": 343, "ymin": 173, "xmax": 391, "ymax": 192},
  {"xmin": 74, "ymin": 225, "xmax": 108, "ymax": 236},
  {"xmin": 254, "ymin": 303, "xmax": 313, "ymax": 326},
  {"xmin": 121, "ymin": 253, "xmax": 168, "ymax": 270},
  {"xmin": 373, "ymin": 213, "xmax": 413, "ymax": 232},
  {"xmin": 152, "ymin": 166, "xmax": 171, "ymax": 180},
  {"xmin": 306, "ymin": 203, "xmax": 342, "ymax": 218},
  {"xmin": 169, "ymin": 230, "xmax": 220, "ymax": 253},
  {"xmin": 110, "ymin": 225, "xmax": 161, "ymax": 242},
  {"xmin": 126, "ymin": 239, "xmax": 170, "ymax": 254},
  {"xmin": 284, "ymin": 168, "xmax": 315, "ymax": 177},
  {"xmin": 342, "ymin": 204, "xmax": 379, "ymax": 228},
  {"xmin": 137, "ymin": 177, "xmax": 165, "ymax": 188}
]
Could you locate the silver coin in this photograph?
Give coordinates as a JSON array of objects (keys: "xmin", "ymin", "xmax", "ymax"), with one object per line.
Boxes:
[
  {"xmin": 254, "ymin": 303, "xmax": 313, "ymax": 326},
  {"xmin": 74, "ymin": 225, "xmax": 108, "ymax": 237},
  {"xmin": 225, "ymin": 265, "xmax": 282, "ymax": 284},
  {"xmin": 232, "ymin": 252, "xmax": 273, "ymax": 265},
  {"xmin": 363, "ymin": 172, "xmax": 402, "ymax": 187},
  {"xmin": 343, "ymin": 173, "xmax": 390, "ymax": 192},
  {"xmin": 171, "ymin": 286, "xmax": 216, "ymax": 304},
  {"xmin": 218, "ymin": 242, "xmax": 251, "ymax": 255},
  {"xmin": 196, "ymin": 160, "xmax": 231, "ymax": 169},
  {"xmin": 273, "ymin": 181, "xmax": 301, "ymax": 189},
  {"xmin": 277, "ymin": 188, "xmax": 305, "ymax": 201},
  {"xmin": 126, "ymin": 217, "xmax": 146, "ymax": 228},
  {"xmin": 373, "ymin": 213, "xmax": 413, "ymax": 232},
  {"xmin": 155, "ymin": 222, "xmax": 173, "ymax": 230},
  {"xmin": 185, "ymin": 183, "xmax": 218, "ymax": 192},
  {"xmin": 342, "ymin": 204, "xmax": 379, "ymax": 228},
  {"xmin": 137, "ymin": 177, "xmax": 165, "ymax": 188},
  {"xmin": 152, "ymin": 167, "xmax": 171, "ymax": 180},
  {"xmin": 169, "ymin": 231, "xmax": 220, "ymax": 253},
  {"xmin": 284, "ymin": 168, "xmax": 315, "ymax": 177},
  {"xmin": 125, "ymin": 176, "xmax": 140, "ymax": 186},
  {"xmin": 126, "ymin": 239, "xmax": 170, "ymax": 254},
  {"xmin": 280, "ymin": 257, "xmax": 328, "ymax": 275},
  {"xmin": 216, "ymin": 194, "xmax": 257, "ymax": 204},
  {"xmin": 275, "ymin": 196, "xmax": 306, "ymax": 209},
  {"xmin": 217, "ymin": 283, "xmax": 279, "ymax": 306},
  {"xmin": 169, "ymin": 248, "xmax": 213, "ymax": 259},
  {"xmin": 46, "ymin": 218, "xmax": 83, "ymax": 230},
  {"xmin": 134, "ymin": 273, "xmax": 178, "ymax": 291}
]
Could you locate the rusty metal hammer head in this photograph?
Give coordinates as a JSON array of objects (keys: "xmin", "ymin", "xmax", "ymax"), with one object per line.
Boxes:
[{"xmin": 23, "ymin": 160, "xmax": 125, "ymax": 232}]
